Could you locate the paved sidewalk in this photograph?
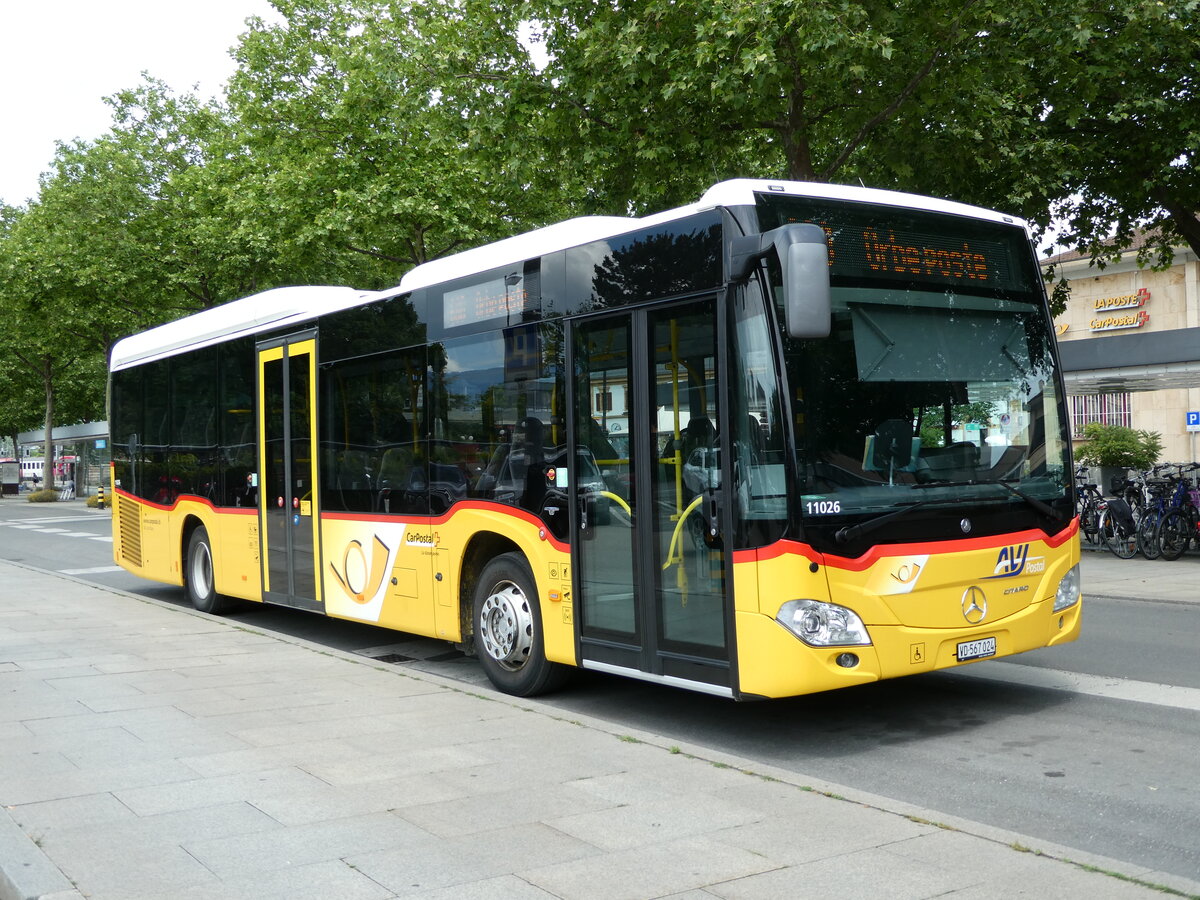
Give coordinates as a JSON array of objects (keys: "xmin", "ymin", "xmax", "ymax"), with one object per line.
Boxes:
[
  {"xmin": 1079, "ymin": 542, "xmax": 1200, "ymax": 605},
  {"xmin": 2, "ymin": 560, "xmax": 1198, "ymax": 900}
]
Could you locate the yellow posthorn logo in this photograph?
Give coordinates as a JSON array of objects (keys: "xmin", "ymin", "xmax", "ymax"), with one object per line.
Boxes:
[
  {"xmin": 892, "ymin": 562, "xmax": 921, "ymax": 585},
  {"xmin": 330, "ymin": 535, "xmax": 390, "ymax": 604}
]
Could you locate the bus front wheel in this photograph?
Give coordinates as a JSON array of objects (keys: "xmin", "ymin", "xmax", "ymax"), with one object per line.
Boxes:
[
  {"xmin": 472, "ymin": 553, "xmax": 568, "ymax": 697},
  {"xmin": 185, "ymin": 526, "xmax": 232, "ymax": 614}
]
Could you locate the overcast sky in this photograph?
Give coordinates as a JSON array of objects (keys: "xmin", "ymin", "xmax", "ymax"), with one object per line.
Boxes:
[{"xmin": 0, "ymin": 0, "xmax": 279, "ymax": 207}]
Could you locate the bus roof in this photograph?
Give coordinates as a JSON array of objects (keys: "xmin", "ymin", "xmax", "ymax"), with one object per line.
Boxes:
[
  {"xmin": 110, "ymin": 180, "xmax": 1027, "ymax": 372},
  {"xmin": 110, "ymin": 285, "xmax": 373, "ymax": 371}
]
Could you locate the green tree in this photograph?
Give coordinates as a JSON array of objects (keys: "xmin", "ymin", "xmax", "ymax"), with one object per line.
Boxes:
[
  {"xmin": 34, "ymin": 78, "xmax": 283, "ymax": 331},
  {"xmin": 514, "ymin": 0, "xmax": 1037, "ymax": 214},
  {"xmin": 1034, "ymin": 1, "xmax": 1199, "ymax": 265},
  {"xmin": 225, "ymin": 0, "xmax": 572, "ymax": 289},
  {"xmin": 515, "ymin": 0, "xmax": 1197, "ymax": 270}
]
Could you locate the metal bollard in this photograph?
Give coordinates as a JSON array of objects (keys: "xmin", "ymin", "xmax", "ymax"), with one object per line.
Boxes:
[{"xmin": 97, "ymin": 484, "xmax": 106, "ymax": 510}]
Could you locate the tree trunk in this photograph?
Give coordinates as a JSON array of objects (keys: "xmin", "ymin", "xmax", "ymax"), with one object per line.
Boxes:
[
  {"xmin": 41, "ymin": 355, "xmax": 56, "ymax": 493},
  {"xmin": 1156, "ymin": 190, "xmax": 1200, "ymax": 259}
]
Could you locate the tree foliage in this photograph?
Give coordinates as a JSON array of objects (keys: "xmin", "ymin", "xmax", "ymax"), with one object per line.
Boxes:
[
  {"xmin": 0, "ymin": 0, "xmax": 1196, "ymax": 443},
  {"xmin": 225, "ymin": 0, "xmax": 572, "ymax": 287}
]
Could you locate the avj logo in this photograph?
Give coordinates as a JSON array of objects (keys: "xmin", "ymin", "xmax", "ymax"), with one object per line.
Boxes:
[{"xmin": 988, "ymin": 544, "xmax": 1029, "ymax": 578}]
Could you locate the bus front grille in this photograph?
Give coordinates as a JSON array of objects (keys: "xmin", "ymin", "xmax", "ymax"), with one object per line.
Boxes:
[{"xmin": 118, "ymin": 496, "xmax": 143, "ymax": 567}]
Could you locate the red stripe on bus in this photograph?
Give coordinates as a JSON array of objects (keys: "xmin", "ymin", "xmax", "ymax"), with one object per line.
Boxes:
[
  {"xmin": 112, "ymin": 489, "xmax": 258, "ymax": 516},
  {"xmin": 735, "ymin": 518, "xmax": 1078, "ymax": 570},
  {"xmin": 322, "ymin": 500, "xmax": 570, "ymax": 553}
]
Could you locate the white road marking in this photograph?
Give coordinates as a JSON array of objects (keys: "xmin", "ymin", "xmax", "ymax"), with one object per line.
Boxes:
[
  {"xmin": 951, "ymin": 660, "xmax": 1200, "ymax": 712},
  {"xmin": 59, "ymin": 566, "xmax": 125, "ymax": 575},
  {"xmin": 0, "ymin": 516, "xmax": 104, "ymax": 525}
]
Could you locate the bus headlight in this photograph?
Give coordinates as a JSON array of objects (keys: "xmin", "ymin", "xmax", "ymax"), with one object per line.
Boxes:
[
  {"xmin": 777, "ymin": 600, "xmax": 871, "ymax": 647},
  {"xmin": 1053, "ymin": 564, "xmax": 1081, "ymax": 612}
]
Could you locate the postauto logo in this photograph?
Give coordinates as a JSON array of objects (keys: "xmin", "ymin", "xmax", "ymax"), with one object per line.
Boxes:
[{"xmin": 985, "ymin": 543, "xmax": 1045, "ymax": 579}]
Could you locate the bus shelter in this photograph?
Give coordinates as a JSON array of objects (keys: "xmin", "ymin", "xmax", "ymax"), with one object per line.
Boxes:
[{"xmin": 16, "ymin": 420, "xmax": 110, "ymax": 497}]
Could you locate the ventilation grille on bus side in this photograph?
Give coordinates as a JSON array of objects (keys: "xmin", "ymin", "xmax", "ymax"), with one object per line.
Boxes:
[{"xmin": 118, "ymin": 495, "xmax": 143, "ymax": 568}]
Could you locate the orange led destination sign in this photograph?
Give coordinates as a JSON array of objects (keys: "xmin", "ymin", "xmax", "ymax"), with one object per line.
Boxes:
[
  {"xmin": 859, "ymin": 228, "xmax": 991, "ymax": 281},
  {"xmin": 759, "ymin": 194, "xmax": 1031, "ymax": 293},
  {"xmin": 819, "ymin": 223, "xmax": 1013, "ymax": 287}
]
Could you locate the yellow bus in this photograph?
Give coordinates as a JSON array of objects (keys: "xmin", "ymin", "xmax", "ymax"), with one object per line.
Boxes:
[{"xmin": 108, "ymin": 179, "xmax": 1081, "ymax": 699}]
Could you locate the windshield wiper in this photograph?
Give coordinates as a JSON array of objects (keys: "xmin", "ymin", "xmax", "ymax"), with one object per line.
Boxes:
[
  {"xmin": 835, "ymin": 501, "xmax": 930, "ymax": 545},
  {"xmin": 983, "ymin": 478, "xmax": 1066, "ymax": 521},
  {"xmin": 927, "ymin": 477, "xmax": 1064, "ymax": 521}
]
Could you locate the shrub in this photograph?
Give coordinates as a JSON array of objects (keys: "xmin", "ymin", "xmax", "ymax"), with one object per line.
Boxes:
[
  {"xmin": 1074, "ymin": 423, "xmax": 1163, "ymax": 471},
  {"xmin": 27, "ymin": 489, "xmax": 61, "ymax": 503}
]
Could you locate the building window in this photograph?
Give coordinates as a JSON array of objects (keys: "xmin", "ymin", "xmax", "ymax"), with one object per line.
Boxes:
[{"xmin": 1069, "ymin": 392, "xmax": 1132, "ymax": 436}]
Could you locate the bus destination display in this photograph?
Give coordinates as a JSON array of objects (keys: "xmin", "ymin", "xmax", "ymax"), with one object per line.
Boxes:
[{"xmin": 757, "ymin": 194, "xmax": 1029, "ymax": 292}]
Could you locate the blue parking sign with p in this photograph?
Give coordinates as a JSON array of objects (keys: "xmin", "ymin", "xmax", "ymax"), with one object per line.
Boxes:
[{"xmin": 1187, "ymin": 411, "xmax": 1200, "ymax": 432}]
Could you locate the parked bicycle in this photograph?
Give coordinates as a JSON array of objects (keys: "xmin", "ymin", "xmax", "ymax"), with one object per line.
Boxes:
[
  {"xmin": 1098, "ymin": 496, "xmax": 1138, "ymax": 558},
  {"xmin": 1156, "ymin": 463, "xmax": 1200, "ymax": 561},
  {"xmin": 1075, "ymin": 466, "xmax": 1105, "ymax": 547},
  {"xmin": 1136, "ymin": 474, "xmax": 1173, "ymax": 559}
]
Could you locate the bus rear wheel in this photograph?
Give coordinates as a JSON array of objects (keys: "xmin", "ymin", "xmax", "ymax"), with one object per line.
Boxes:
[
  {"xmin": 185, "ymin": 526, "xmax": 232, "ymax": 614},
  {"xmin": 472, "ymin": 553, "xmax": 567, "ymax": 697}
]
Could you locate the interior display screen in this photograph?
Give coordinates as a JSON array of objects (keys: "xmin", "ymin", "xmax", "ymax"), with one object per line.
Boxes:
[{"xmin": 444, "ymin": 276, "xmax": 527, "ymax": 329}]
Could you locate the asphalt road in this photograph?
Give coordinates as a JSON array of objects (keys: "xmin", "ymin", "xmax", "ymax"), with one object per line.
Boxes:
[{"xmin": 2, "ymin": 499, "xmax": 1197, "ymax": 884}]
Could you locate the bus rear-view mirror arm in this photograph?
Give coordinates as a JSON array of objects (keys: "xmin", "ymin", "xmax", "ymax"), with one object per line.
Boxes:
[{"xmin": 729, "ymin": 223, "xmax": 831, "ymax": 339}]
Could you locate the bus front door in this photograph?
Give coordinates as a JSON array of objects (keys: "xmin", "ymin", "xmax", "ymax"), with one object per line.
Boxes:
[
  {"xmin": 257, "ymin": 333, "xmax": 323, "ymax": 611},
  {"xmin": 570, "ymin": 299, "xmax": 732, "ymax": 694}
]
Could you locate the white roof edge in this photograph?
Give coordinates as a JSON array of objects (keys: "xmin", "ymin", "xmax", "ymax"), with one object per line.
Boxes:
[
  {"xmin": 394, "ymin": 215, "xmax": 638, "ymax": 294},
  {"xmin": 698, "ymin": 178, "xmax": 1030, "ymax": 232},
  {"xmin": 111, "ymin": 180, "xmax": 1027, "ymax": 370},
  {"xmin": 109, "ymin": 286, "xmax": 371, "ymax": 371}
]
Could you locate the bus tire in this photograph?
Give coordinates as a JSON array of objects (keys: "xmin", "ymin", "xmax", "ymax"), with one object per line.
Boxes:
[
  {"xmin": 185, "ymin": 526, "xmax": 231, "ymax": 614},
  {"xmin": 472, "ymin": 552, "xmax": 568, "ymax": 697}
]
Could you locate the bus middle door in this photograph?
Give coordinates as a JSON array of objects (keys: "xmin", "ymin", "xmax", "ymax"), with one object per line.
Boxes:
[{"xmin": 257, "ymin": 333, "xmax": 324, "ymax": 611}]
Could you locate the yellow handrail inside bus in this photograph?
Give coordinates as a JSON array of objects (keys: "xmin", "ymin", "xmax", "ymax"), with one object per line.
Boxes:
[
  {"xmin": 596, "ymin": 490, "xmax": 631, "ymax": 517},
  {"xmin": 663, "ymin": 494, "xmax": 704, "ymax": 570}
]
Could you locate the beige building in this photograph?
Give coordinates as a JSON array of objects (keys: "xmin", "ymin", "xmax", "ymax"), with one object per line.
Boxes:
[{"xmin": 1052, "ymin": 239, "xmax": 1200, "ymax": 465}]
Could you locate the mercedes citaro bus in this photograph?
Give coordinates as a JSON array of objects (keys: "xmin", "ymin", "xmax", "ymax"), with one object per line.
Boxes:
[{"xmin": 108, "ymin": 179, "xmax": 1081, "ymax": 699}]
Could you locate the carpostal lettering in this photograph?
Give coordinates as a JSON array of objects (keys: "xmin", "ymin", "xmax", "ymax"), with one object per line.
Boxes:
[
  {"xmin": 405, "ymin": 530, "xmax": 439, "ymax": 547},
  {"xmin": 1090, "ymin": 310, "xmax": 1149, "ymax": 332}
]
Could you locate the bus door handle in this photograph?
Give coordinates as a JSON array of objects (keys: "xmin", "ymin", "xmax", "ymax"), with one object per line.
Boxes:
[
  {"xmin": 576, "ymin": 492, "xmax": 593, "ymax": 538},
  {"xmin": 703, "ymin": 488, "xmax": 723, "ymax": 543}
]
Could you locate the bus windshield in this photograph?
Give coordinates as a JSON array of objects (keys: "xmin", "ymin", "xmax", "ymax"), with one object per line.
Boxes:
[{"xmin": 756, "ymin": 194, "xmax": 1072, "ymax": 546}]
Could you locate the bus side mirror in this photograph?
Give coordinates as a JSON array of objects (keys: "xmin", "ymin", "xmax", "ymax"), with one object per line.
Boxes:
[{"xmin": 729, "ymin": 223, "xmax": 831, "ymax": 339}]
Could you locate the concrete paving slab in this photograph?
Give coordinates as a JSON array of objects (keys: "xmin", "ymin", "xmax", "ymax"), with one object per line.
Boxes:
[
  {"xmin": 125, "ymin": 859, "xmax": 394, "ymax": 900},
  {"xmin": 346, "ymin": 823, "xmax": 597, "ymax": 897},
  {"xmin": 6, "ymin": 793, "xmax": 137, "ymax": 836},
  {"xmin": 184, "ymin": 811, "xmax": 427, "ymax": 880},
  {"xmin": 520, "ymin": 834, "xmax": 775, "ymax": 900}
]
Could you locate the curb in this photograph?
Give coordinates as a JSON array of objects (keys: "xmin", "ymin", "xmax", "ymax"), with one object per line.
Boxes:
[{"xmin": 0, "ymin": 808, "xmax": 81, "ymax": 900}]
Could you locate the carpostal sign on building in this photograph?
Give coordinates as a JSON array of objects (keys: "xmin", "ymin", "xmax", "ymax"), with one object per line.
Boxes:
[{"xmin": 1089, "ymin": 287, "xmax": 1151, "ymax": 333}]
